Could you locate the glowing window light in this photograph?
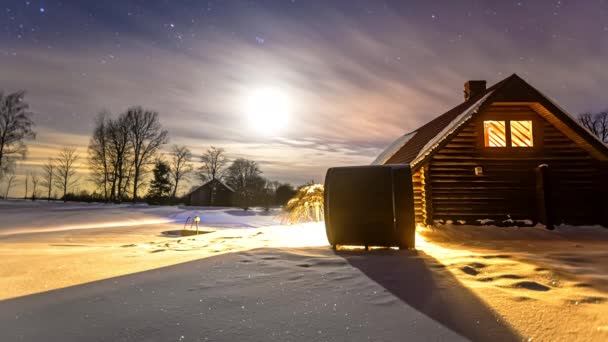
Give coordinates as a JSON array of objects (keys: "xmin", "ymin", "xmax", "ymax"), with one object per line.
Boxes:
[
  {"xmin": 483, "ymin": 120, "xmax": 507, "ymax": 147},
  {"xmin": 510, "ymin": 120, "xmax": 533, "ymax": 147}
]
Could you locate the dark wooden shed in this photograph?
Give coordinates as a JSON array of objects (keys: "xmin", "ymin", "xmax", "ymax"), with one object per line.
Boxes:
[
  {"xmin": 188, "ymin": 179, "xmax": 235, "ymax": 207},
  {"xmin": 374, "ymin": 74, "xmax": 608, "ymax": 227}
]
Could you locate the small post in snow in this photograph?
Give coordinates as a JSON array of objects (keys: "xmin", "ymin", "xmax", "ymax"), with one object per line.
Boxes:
[{"xmin": 193, "ymin": 216, "xmax": 201, "ymax": 235}]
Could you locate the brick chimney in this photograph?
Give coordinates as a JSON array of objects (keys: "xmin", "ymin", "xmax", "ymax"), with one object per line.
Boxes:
[{"xmin": 464, "ymin": 80, "xmax": 486, "ymax": 101}]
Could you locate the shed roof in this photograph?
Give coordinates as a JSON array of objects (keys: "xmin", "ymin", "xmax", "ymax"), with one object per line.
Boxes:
[{"xmin": 189, "ymin": 178, "xmax": 235, "ymax": 196}]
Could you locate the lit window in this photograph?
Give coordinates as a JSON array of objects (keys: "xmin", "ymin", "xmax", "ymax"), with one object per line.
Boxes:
[
  {"xmin": 484, "ymin": 120, "xmax": 506, "ymax": 147},
  {"xmin": 510, "ymin": 120, "xmax": 533, "ymax": 147}
]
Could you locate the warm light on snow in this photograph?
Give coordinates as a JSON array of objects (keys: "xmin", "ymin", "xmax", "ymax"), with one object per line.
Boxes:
[
  {"xmin": 2, "ymin": 203, "xmax": 607, "ymax": 341},
  {"xmin": 245, "ymin": 87, "xmax": 291, "ymax": 134},
  {"xmin": 0, "ymin": 218, "xmax": 173, "ymax": 236}
]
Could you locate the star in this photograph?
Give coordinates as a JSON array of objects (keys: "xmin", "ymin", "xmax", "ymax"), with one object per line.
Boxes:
[{"xmin": 39, "ymin": 7, "xmax": 45, "ymax": 13}]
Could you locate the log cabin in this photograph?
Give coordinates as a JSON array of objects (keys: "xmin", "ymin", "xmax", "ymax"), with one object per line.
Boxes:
[
  {"xmin": 188, "ymin": 179, "xmax": 235, "ymax": 207},
  {"xmin": 374, "ymin": 74, "xmax": 608, "ymax": 227}
]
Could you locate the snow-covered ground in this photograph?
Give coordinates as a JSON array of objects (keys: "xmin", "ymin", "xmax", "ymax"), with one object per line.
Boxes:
[
  {"xmin": 0, "ymin": 200, "xmax": 606, "ymax": 341},
  {"xmin": 0, "ymin": 201, "xmax": 280, "ymax": 236}
]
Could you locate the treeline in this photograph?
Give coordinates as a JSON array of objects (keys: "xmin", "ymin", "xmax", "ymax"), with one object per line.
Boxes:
[
  {"xmin": 6, "ymin": 89, "xmax": 608, "ymax": 206},
  {"xmin": 0, "ymin": 90, "xmax": 298, "ymax": 207},
  {"xmin": 88, "ymin": 108, "xmax": 168, "ymax": 202},
  {"xmin": 172, "ymin": 146, "xmax": 298, "ymax": 209}
]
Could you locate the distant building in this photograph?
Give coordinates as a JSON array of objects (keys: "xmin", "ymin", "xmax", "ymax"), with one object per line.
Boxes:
[
  {"xmin": 188, "ymin": 179, "xmax": 234, "ymax": 206},
  {"xmin": 374, "ymin": 74, "xmax": 608, "ymax": 226}
]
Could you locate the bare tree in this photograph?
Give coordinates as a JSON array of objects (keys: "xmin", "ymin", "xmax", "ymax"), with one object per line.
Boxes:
[
  {"xmin": 106, "ymin": 114, "xmax": 132, "ymax": 202},
  {"xmin": 199, "ymin": 146, "xmax": 227, "ymax": 183},
  {"xmin": 125, "ymin": 107, "xmax": 168, "ymax": 203},
  {"xmin": 24, "ymin": 171, "xmax": 29, "ymax": 199},
  {"xmin": 88, "ymin": 112, "xmax": 111, "ymax": 201},
  {"xmin": 54, "ymin": 147, "xmax": 80, "ymax": 201},
  {"xmin": 41, "ymin": 158, "xmax": 55, "ymax": 201},
  {"xmin": 169, "ymin": 145, "xmax": 193, "ymax": 199},
  {"xmin": 3, "ymin": 172, "xmax": 17, "ymax": 199},
  {"xmin": 31, "ymin": 172, "xmax": 39, "ymax": 200},
  {"xmin": 0, "ymin": 91, "xmax": 36, "ymax": 179},
  {"xmin": 579, "ymin": 111, "xmax": 608, "ymax": 143},
  {"xmin": 225, "ymin": 158, "xmax": 263, "ymax": 209}
]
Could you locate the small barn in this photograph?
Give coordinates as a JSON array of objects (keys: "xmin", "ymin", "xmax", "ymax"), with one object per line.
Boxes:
[
  {"xmin": 374, "ymin": 74, "xmax": 608, "ymax": 227},
  {"xmin": 188, "ymin": 179, "xmax": 235, "ymax": 207}
]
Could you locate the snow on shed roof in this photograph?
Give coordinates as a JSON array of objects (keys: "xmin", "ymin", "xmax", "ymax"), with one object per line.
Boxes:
[
  {"xmin": 189, "ymin": 178, "xmax": 235, "ymax": 196},
  {"xmin": 371, "ymin": 131, "xmax": 417, "ymax": 165}
]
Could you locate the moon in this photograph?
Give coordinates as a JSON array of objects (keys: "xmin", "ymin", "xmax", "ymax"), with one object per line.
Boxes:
[{"xmin": 245, "ymin": 88, "xmax": 291, "ymax": 134}]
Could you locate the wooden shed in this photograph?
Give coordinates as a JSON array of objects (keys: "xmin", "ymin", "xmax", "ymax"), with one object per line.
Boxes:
[
  {"xmin": 374, "ymin": 74, "xmax": 608, "ymax": 227},
  {"xmin": 188, "ymin": 179, "xmax": 235, "ymax": 207}
]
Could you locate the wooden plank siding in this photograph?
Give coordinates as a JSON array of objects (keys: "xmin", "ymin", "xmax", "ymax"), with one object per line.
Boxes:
[
  {"xmin": 412, "ymin": 168, "xmax": 425, "ymax": 225},
  {"xmin": 419, "ymin": 104, "xmax": 604, "ymax": 225}
]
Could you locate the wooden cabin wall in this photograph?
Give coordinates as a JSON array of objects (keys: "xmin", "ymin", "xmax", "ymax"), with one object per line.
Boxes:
[
  {"xmin": 190, "ymin": 184, "xmax": 234, "ymax": 207},
  {"xmin": 426, "ymin": 104, "xmax": 603, "ymax": 225},
  {"xmin": 412, "ymin": 168, "xmax": 425, "ymax": 225}
]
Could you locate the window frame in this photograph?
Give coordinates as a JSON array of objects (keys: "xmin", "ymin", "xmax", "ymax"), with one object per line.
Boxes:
[
  {"xmin": 483, "ymin": 120, "xmax": 508, "ymax": 147},
  {"xmin": 509, "ymin": 120, "xmax": 534, "ymax": 148},
  {"xmin": 477, "ymin": 115, "xmax": 542, "ymax": 153}
]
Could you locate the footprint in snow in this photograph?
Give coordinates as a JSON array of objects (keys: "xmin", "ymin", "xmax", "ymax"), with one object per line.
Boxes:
[
  {"xmin": 287, "ymin": 275, "xmax": 303, "ymax": 281},
  {"xmin": 461, "ymin": 266, "xmax": 479, "ymax": 276},
  {"xmin": 513, "ymin": 296, "xmax": 533, "ymax": 302},
  {"xmin": 478, "ymin": 274, "xmax": 524, "ymax": 282},
  {"xmin": 513, "ymin": 281, "xmax": 550, "ymax": 291},
  {"xmin": 566, "ymin": 297, "xmax": 606, "ymax": 305},
  {"xmin": 497, "ymin": 274, "xmax": 525, "ymax": 280},
  {"xmin": 481, "ymin": 254, "xmax": 512, "ymax": 259}
]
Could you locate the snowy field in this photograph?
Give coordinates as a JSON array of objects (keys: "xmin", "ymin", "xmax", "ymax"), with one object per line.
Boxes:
[
  {"xmin": 0, "ymin": 201, "xmax": 281, "ymax": 236},
  {"xmin": 0, "ymin": 200, "xmax": 607, "ymax": 341}
]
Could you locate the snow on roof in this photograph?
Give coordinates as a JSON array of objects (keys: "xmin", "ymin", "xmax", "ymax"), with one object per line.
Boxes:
[
  {"xmin": 371, "ymin": 131, "xmax": 417, "ymax": 165},
  {"xmin": 189, "ymin": 178, "xmax": 235, "ymax": 195},
  {"xmin": 218, "ymin": 180, "xmax": 235, "ymax": 192},
  {"xmin": 411, "ymin": 90, "xmax": 495, "ymax": 166}
]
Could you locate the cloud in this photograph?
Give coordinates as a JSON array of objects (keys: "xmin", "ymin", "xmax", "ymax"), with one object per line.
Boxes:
[{"xmin": 2, "ymin": 0, "xmax": 608, "ymax": 195}]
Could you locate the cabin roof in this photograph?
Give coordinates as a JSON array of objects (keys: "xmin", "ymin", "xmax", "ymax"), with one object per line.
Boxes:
[
  {"xmin": 189, "ymin": 178, "xmax": 235, "ymax": 196},
  {"xmin": 375, "ymin": 73, "xmax": 608, "ymax": 167}
]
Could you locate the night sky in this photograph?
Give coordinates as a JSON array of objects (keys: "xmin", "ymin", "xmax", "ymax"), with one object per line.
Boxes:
[{"xmin": 2, "ymin": 0, "xmax": 608, "ymax": 189}]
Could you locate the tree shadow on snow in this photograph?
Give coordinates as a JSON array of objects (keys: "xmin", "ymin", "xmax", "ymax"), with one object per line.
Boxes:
[{"xmin": 335, "ymin": 249, "xmax": 522, "ymax": 341}]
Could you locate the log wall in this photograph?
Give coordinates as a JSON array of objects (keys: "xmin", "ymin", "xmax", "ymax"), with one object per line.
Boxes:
[
  {"xmin": 412, "ymin": 168, "xmax": 425, "ymax": 225},
  {"xmin": 421, "ymin": 104, "xmax": 604, "ymax": 225}
]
